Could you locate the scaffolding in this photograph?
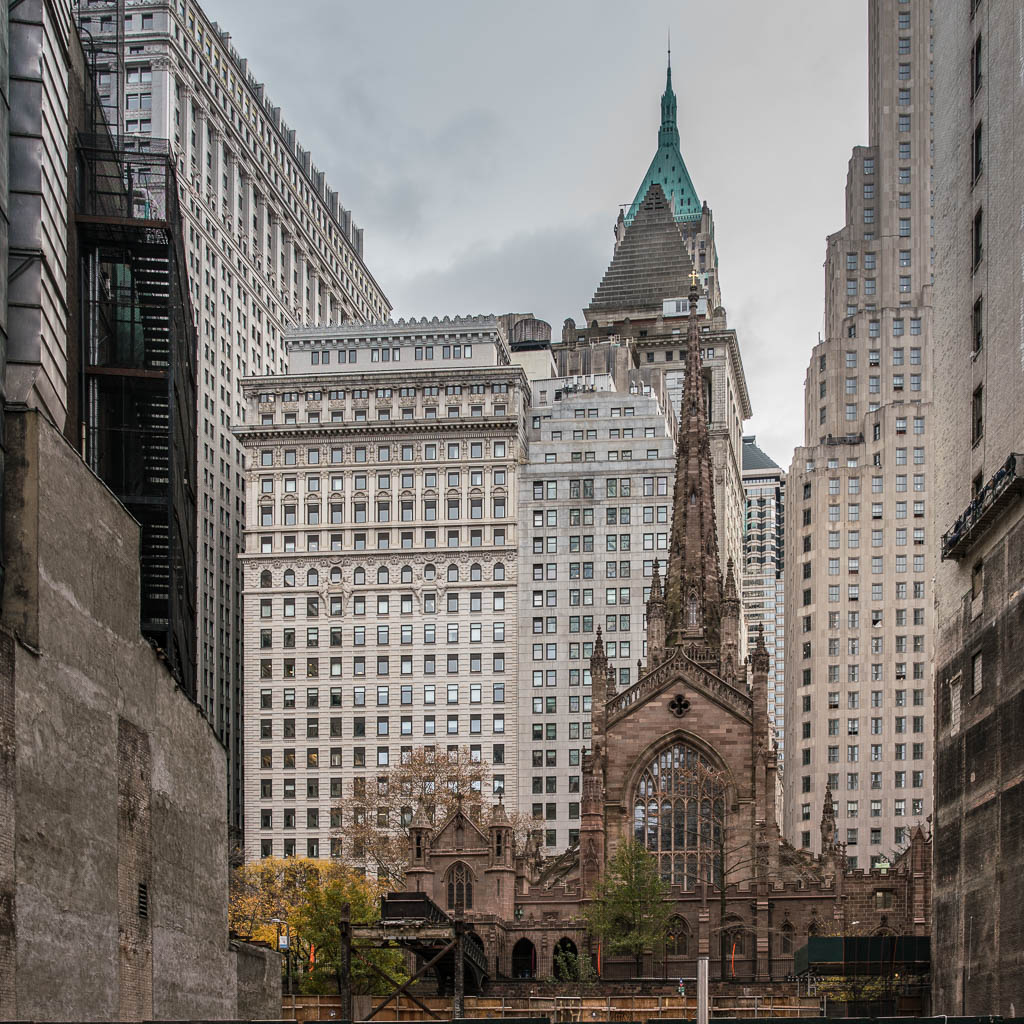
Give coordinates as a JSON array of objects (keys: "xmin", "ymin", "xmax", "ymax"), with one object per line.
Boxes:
[{"xmin": 75, "ymin": 134, "xmax": 198, "ymax": 697}]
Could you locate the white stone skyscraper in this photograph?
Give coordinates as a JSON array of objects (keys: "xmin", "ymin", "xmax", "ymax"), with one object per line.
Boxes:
[
  {"xmin": 73, "ymin": 0, "xmax": 390, "ymax": 833},
  {"xmin": 741, "ymin": 437, "xmax": 786, "ymax": 761},
  {"xmin": 784, "ymin": 0, "xmax": 934, "ymax": 863}
]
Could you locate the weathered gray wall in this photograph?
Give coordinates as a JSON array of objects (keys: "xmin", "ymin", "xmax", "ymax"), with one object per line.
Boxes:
[
  {"xmin": 1, "ymin": 408, "xmax": 279, "ymax": 1020},
  {"xmin": 234, "ymin": 940, "xmax": 283, "ymax": 1021}
]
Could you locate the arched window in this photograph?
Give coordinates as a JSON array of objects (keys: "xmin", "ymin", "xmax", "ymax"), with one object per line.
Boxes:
[
  {"xmin": 260, "ymin": 570, "xmax": 272, "ymax": 588},
  {"xmin": 446, "ymin": 862, "xmax": 473, "ymax": 910},
  {"xmin": 631, "ymin": 742, "xmax": 723, "ymax": 889},
  {"xmin": 330, "ymin": 567, "xmax": 342, "ymax": 584},
  {"xmin": 283, "ymin": 569, "xmax": 295, "ymax": 587},
  {"xmin": 447, "ymin": 564, "xmax": 459, "ymax": 582},
  {"xmin": 723, "ymin": 920, "xmax": 746, "ymax": 959},
  {"xmin": 377, "ymin": 566, "xmax": 389, "ymax": 584},
  {"xmin": 424, "ymin": 563, "xmax": 436, "ymax": 581},
  {"xmin": 666, "ymin": 916, "xmax": 689, "ymax": 956},
  {"xmin": 687, "ymin": 593, "xmax": 698, "ymax": 626},
  {"xmin": 401, "ymin": 565, "xmax": 413, "ymax": 583},
  {"xmin": 470, "ymin": 563, "xmax": 482, "ymax": 581},
  {"xmin": 494, "ymin": 562, "xmax": 505, "ymax": 580},
  {"xmin": 780, "ymin": 921, "xmax": 795, "ymax": 956},
  {"xmin": 353, "ymin": 567, "xmax": 366, "ymax": 585},
  {"xmin": 307, "ymin": 569, "xmax": 319, "ymax": 587}
]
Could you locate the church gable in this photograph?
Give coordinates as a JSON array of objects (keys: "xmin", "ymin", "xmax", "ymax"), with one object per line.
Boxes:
[
  {"xmin": 602, "ymin": 664, "xmax": 753, "ymax": 808},
  {"xmin": 431, "ymin": 805, "xmax": 488, "ymax": 854},
  {"xmin": 605, "ymin": 645, "xmax": 752, "ymax": 732}
]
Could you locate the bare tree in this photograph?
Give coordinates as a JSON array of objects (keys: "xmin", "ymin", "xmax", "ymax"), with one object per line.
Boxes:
[{"xmin": 331, "ymin": 746, "xmax": 530, "ymax": 888}]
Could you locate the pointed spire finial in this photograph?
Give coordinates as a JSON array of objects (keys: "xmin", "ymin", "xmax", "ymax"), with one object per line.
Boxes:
[{"xmin": 723, "ymin": 557, "xmax": 738, "ymax": 600}]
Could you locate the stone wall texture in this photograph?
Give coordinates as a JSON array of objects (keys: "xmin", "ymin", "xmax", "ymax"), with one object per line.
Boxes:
[
  {"xmin": 0, "ymin": 409, "xmax": 280, "ymax": 1020},
  {"xmin": 932, "ymin": 0, "xmax": 1024, "ymax": 1015}
]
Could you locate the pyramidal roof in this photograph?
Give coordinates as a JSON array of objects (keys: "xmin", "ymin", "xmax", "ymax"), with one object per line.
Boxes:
[
  {"xmin": 625, "ymin": 57, "xmax": 701, "ymax": 225},
  {"xmin": 742, "ymin": 436, "xmax": 782, "ymax": 473},
  {"xmin": 587, "ymin": 183, "xmax": 696, "ymax": 314}
]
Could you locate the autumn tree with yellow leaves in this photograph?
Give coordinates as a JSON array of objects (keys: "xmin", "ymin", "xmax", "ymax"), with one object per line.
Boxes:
[{"xmin": 228, "ymin": 857, "xmax": 404, "ymax": 994}]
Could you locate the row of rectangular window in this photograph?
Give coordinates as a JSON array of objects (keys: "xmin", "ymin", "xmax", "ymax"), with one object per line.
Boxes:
[
  {"xmin": 801, "ymin": 580, "xmax": 927, "ymax": 605},
  {"xmin": 256, "ymin": 729, "xmax": 508, "ymax": 771},
  {"xmin": 259, "ymin": 681, "xmax": 507, "ymax": 708},
  {"xmin": 256, "ymin": 528, "xmax": 511, "ymax": 553},
  {"xmin": 259, "ymin": 440, "xmax": 509, "ymax": 467},
  {"xmin": 262, "ymin": 467, "xmax": 508, "ymax": 492},
  {"xmin": 801, "ymin": 797, "xmax": 925, "ymax": 820},
  {"xmin": 800, "ymin": 689, "xmax": 927, "ymax": 712}
]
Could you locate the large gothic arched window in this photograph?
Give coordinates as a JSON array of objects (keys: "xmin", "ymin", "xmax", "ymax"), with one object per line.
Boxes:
[{"xmin": 632, "ymin": 742, "xmax": 724, "ymax": 889}]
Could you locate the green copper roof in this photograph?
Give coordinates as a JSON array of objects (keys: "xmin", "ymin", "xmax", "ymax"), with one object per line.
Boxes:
[{"xmin": 625, "ymin": 58, "xmax": 701, "ymax": 225}]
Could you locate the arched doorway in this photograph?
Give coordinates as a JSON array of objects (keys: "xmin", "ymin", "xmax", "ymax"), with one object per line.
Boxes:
[
  {"xmin": 553, "ymin": 937, "xmax": 578, "ymax": 980},
  {"xmin": 511, "ymin": 938, "xmax": 536, "ymax": 979}
]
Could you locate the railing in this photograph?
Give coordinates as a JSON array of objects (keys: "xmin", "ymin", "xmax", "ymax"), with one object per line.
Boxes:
[{"xmin": 942, "ymin": 452, "xmax": 1024, "ymax": 560}]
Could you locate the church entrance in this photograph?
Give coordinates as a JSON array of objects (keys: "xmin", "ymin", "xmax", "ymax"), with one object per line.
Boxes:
[
  {"xmin": 511, "ymin": 938, "xmax": 536, "ymax": 979},
  {"xmin": 553, "ymin": 937, "xmax": 578, "ymax": 979}
]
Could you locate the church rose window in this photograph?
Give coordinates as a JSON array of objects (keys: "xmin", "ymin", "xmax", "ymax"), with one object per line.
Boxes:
[{"xmin": 632, "ymin": 742, "xmax": 724, "ymax": 889}]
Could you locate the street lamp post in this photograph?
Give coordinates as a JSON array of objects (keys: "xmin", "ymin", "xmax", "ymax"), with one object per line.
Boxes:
[{"xmin": 271, "ymin": 918, "xmax": 292, "ymax": 995}]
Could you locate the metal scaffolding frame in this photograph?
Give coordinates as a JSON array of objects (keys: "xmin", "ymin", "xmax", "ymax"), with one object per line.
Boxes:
[{"xmin": 75, "ymin": 133, "xmax": 198, "ymax": 697}]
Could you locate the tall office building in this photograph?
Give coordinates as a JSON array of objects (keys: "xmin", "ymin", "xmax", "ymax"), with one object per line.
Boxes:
[
  {"xmin": 784, "ymin": 0, "xmax": 934, "ymax": 862},
  {"xmin": 741, "ymin": 436, "xmax": 786, "ymax": 760},
  {"xmin": 554, "ymin": 61, "xmax": 751, "ymax": 589},
  {"xmin": 932, "ymin": 1, "xmax": 1024, "ymax": 1013},
  {"xmin": 74, "ymin": 0, "xmax": 390, "ymax": 831},
  {"xmin": 235, "ymin": 318, "xmax": 528, "ymax": 863},
  {"xmin": 517, "ymin": 361, "xmax": 675, "ymax": 849}
]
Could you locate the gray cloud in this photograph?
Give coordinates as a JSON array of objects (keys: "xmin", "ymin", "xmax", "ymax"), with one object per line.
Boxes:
[{"xmin": 204, "ymin": 0, "xmax": 868, "ymax": 469}]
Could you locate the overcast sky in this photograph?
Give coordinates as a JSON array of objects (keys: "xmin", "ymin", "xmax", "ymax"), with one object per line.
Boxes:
[{"xmin": 205, "ymin": 0, "xmax": 868, "ymax": 467}]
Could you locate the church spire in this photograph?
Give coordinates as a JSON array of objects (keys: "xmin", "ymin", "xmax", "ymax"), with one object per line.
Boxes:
[
  {"xmin": 663, "ymin": 276, "xmax": 722, "ymax": 650},
  {"xmin": 624, "ymin": 46, "xmax": 700, "ymax": 226},
  {"xmin": 659, "ymin": 44, "xmax": 678, "ymax": 149}
]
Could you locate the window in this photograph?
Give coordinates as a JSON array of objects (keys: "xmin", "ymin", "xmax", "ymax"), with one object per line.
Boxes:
[
  {"xmin": 971, "ymin": 33, "xmax": 983, "ymax": 98},
  {"xmin": 972, "ymin": 385, "xmax": 984, "ymax": 444},
  {"xmin": 973, "ymin": 208, "xmax": 984, "ymax": 269}
]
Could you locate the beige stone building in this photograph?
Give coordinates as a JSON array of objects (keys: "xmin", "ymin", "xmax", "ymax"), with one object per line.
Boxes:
[
  {"xmin": 784, "ymin": 0, "xmax": 934, "ymax": 863},
  {"xmin": 932, "ymin": 0, "xmax": 1024, "ymax": 1013},
  {"xmin": 235, "ymin": 318, "xmax": 529, "ymax": 863}
]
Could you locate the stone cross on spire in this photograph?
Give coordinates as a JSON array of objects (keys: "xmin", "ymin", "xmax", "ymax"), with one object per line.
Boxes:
[{"xmin": 663, "ymin": 280, "xmax": 723, "ymax": 651}]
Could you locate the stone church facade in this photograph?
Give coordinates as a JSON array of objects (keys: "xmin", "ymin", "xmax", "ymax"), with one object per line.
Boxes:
[{"xmin": 405, "ymin": 291, "xmax": 930, "ymax": 984}]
